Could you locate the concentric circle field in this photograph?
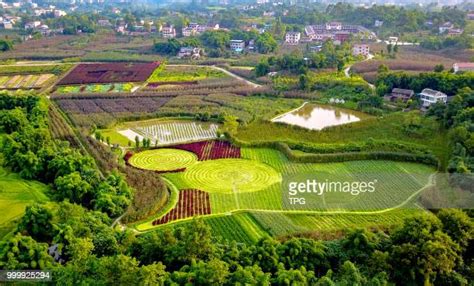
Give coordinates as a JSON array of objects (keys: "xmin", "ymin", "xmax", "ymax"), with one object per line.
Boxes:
[
  {"xmin": 182, "ymin": 158, "xmax": 281, "ymax": 193},
  {"xmin": 128, "ymin": 149, "xmax": 198, "ymax": 171}
]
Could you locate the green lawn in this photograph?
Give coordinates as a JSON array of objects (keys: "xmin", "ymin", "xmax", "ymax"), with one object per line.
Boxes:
[
  {"xmin": 0, "ymin": 166, "xmax": 50, "ymax": 239},
  {"xmin": 147, "ymin": 65, "xmax": 226, "ymax": 83}
]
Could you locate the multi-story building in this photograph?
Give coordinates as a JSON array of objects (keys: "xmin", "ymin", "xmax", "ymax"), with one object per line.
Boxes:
[
  {"xmin": 229, "ymin": 40, "xmax": 245, "ymax": 52},
  {"xmin": 161, "ymin": 25, "xmax": 176, "ymax": 38},
  {"xmin": 352, "ymin": 44, "xmax": 370, "ymax": 57},
  {"xmin": 285, "ymin": 32, "xmax": 301, "ymax": 45},
  {"xmin": 419, "ymin": 88, "xmax": 448, "ymax": 108}
]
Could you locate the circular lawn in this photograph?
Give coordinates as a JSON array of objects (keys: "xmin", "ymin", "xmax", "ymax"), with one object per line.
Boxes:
[
  {"xmin": 128, "ymin": 149, "xmax": 198, "ymax": 172},
  {"xmin": 182, "ymin": 158, "xmax": 281, "ymax": 193}
]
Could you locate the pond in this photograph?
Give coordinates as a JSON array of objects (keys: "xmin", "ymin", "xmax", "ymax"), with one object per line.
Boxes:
[{"xmin": 271, "ymin": 103, "xmax": 365, "ymax": 130}]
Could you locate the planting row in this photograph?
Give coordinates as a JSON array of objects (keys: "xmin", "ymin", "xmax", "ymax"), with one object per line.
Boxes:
[
  {"xmin": 58, "ymin": 62, "xmax": 160, "ymax": 85},
  {"xmin": 152, "ymin": 189, "xmax": 211, "ymax": 225},
  {"xmin": 0, "ymin": 74, "xmax": 54, "ymax": 90},
  {"xmin": 174, "ymin": 141, "xmax": 241, "ymax": 161},
  {"xmin": 55, "ymin": 97, "xmax": 172, "ymax": 114},
  {"xmin": 55, "ymin": 83, "xmax": 136, "ymax": 94},
  {"xmin": 132, "ymin": 121, "xmax": 219, "ymax": 146}
]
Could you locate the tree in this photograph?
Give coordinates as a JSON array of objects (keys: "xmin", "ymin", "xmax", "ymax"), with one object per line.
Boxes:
[
  {"xmin": 135, "ymin": 135, "xmax": 140, "ymax": 149},
  {"xmin": 434, "ymin": 64, "xmax": 444, "ymax": 72},
  {"xmin": 255, "ymin": 32, "xmax": 277, "ymax": 54},
  {"xmin": 54, "ymin": 172, "xmax": 92, "ymax": 204},
  {"xmin": 222, "ymin": 115, "xmax": 239, "ymax": 135},
  {"xmin": 154, "ymin": 38, "xmax": 181, "ymax": 55},
  {"xmin": 17, "ymin": 204, "xmax": 54, "ymax": 242},
  {"xmin": 0, "ymin": 39, "xmax": 13, "ymax": 52},
  {"xmin": 255, "ymin": 60, "xmax": 270, "ymax": 77},
  {"xmin": 0, "ymin": 234, "xmax": 54, "ymax": 270},
  {"xmin": 390, "ymin": 214, "xmax": 461, "ymax": 286},
  {"xmin": 0, "ymin": 108, "xmax": 28, "ymax": 133},
  {"xmin": 437, "ymin": 209, "xmax": 473, "ymax": 250}
]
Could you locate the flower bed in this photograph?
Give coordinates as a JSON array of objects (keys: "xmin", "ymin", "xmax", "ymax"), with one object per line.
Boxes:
[
  {"xmin": 152, "ymin": 189, "xmax": 211, "ymax": 225},
  {"xmin": 173, "ymin": 141, "xmax": 241, "ymax": 161}
]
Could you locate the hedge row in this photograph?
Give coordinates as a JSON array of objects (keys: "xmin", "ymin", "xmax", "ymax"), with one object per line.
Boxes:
[{"xmin": 227, "ymin": 133, "xmax": 440, "ymax": 168}]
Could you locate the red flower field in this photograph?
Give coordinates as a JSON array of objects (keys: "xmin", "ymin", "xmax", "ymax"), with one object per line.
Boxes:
[
  {"xmin": 152, "ymin": 189, "xmax": 211, "ymax": 225},
  {"xmin": 58, "ymin": 62, "xmax": 160, "ymax": 85},
  {"xmin": 173, "ymin": 141, "xmax": 241, "ymax": 161}
]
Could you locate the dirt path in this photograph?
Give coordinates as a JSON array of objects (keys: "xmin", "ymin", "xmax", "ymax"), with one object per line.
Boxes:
[{"xmin": 345, "ymin": 54, "xmax": 375, "ymax": 90}]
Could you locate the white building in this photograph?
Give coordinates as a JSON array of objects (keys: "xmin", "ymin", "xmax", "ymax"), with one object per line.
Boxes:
[
  {"xmin": 419, "ymin": 88, "xmax": 447, "ymax": 108},
  {"xmin": 178, "ymin": 47, "xmax": 202, "ymax": 59},
  {"xmin": 352, "ymin": 44, "xmax": 370, "ymax": 57},
  {"xmin": 25, "ymin": 21, "xmax": 41, "ymax": 29},
  {"xmin": 453, "ymin": 62, "xmax": 474, "ymax": 73},
  {"xmin": 161, "ymin": 25, "xmax": 176, "ymax": 38},
  {"xmin": 229, "ymin": 40, "xmax": 245, "ymax": 52},
  {"xmin": 54, "ymin": 9, "xmax": 67, "ymax": 18},
  {"xmin": 439, "ymin": 22, "xmax": 454, "ymax": 34},
  {"xmin": 326, "ymin": 22, "xmax": 342, "ymax": 30},
  {"xmin": 285, "ymin": 32, "xmax": 301, "ymax": 45}
]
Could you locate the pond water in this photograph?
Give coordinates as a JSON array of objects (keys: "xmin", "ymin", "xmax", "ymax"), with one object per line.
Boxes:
[{"xmin": 272, "ymin": 103, "xmax": 363, "ymax": 130}]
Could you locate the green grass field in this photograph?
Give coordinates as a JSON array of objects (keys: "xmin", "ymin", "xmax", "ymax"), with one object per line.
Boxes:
[
  {"xmin": 0, "ymin": 166, "xmax": 50, "ymax": 239},
  {"xmin": 147, "ymin": 65, "xmax": 226, "ymax": 83}
]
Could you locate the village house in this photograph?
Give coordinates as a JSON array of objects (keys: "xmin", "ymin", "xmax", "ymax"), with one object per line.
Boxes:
[
  {"xmin": 229, "ymin": 40, "xmax": 245, "ymax": 52},
  {"xmin": 439, "ymin": 22, "xmax": 454, "ymax": 34},
  {"xmin": 25, "ymin": 21, "xmax": 41, "ymax": 30},
  {"xmin": 352, "ymin": 44, "xmax": 370, "ymax": 57},
  {"xmin": 419, "ymin": 88, "xmax": 447, "ymax": 108},
  {"xmin": 177, "ymin": 47, "xmax": 202, "ymax": 59},
  {"xmin": 285, "ymin": 32, "xmax": 301, "ymax": 45},
  {"xmin": 453, "ymin": 62, "xmax": 474, "ymax": 73},
  {"xmin": 387, "ymin": 88, "xmax": 415, "ymax": 102},
  {"xmin": 467, "ymin": 12, "xmax": 474, "ymax": 20},
  {"xmin": 161, "ymin": 25, "xmax": 176, "ymax": 38}
]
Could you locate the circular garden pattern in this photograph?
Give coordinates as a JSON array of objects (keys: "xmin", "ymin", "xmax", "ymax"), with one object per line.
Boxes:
[
  {"xmin": 182, "ymin": 158, "xmax": 281, "ymax": 193},
  {"xmin": 128, "ymin": 149, "xmax": 198, "ymax": 172}
]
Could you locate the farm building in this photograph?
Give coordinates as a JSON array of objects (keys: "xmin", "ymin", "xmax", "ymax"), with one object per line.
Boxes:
[
  {"xmin": 419, "ymin": 88, "xmax": 447, "ymax": 108},
  {"xmin": 453, "ymin": 63, "xmax": 474, "ymax": 73},
  {"xmin": 387, "ymin": 88, "xmax": 415, "ymax": 102}
]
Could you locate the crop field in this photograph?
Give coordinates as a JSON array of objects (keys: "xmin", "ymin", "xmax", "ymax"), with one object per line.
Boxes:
[
  {"xmin": 0, "ymin": 166, "xmax": 49, "ymax": 239},
  {"xmin": 130, "ymin": 144, "xmax": 434, "ymax": 232},
  {"xmin": 56, "ymin": 83, "xmax": 135, "ymax": 94},
  {"xmin": 174, "ymin": 141, "xmax": 241, "ymax": 160},
  {"xmin": 0, "ymin": 74, "xmax": 55, "ymax": 90},
  {"xmin": 147, "ymin": 65, "xmax": 226, "ymax": 84},
  {"xmin": 152, "ymin": 189, "xmax": 211, "ymax": 226},
  {"xmin": 58, "ymin": 62, "xmax": 160, "ymax": 85},
  {"xmin": 129, "ymin": 121, "xmax": 219, "ymax": 146}
]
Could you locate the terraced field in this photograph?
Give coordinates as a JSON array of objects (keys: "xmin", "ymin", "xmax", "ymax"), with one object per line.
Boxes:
[{"xmin": 0, "ymin": 166, "xmax": 49, "ymax": 238}]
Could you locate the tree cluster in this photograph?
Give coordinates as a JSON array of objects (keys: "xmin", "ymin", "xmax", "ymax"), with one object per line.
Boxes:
[{"xmin": 0, "ymin": 92, "xmax": 132, "ymax": 217}]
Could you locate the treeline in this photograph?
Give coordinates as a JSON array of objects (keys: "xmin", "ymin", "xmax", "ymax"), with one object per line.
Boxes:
[
  {"xmin": 0, "ymin": 91, "xmax": 132, "ymax": 217},
  {"xmin": 421, "ymin": 35, "xmax": 474, "ymax": 50},
  {"xmin": 427, "ymin": 87, "xmax": 474, "ymax": 188},
  {"xmin": 281, "ymin": 3, "xmax": 467, "ymax": 36},
  {"xmin": 375, "ymin": 70, "xmax": 474, "ymax": 96},
  {"xmin": 2, "ymin": 206, "xmax": 472, "ymax": 285}
]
